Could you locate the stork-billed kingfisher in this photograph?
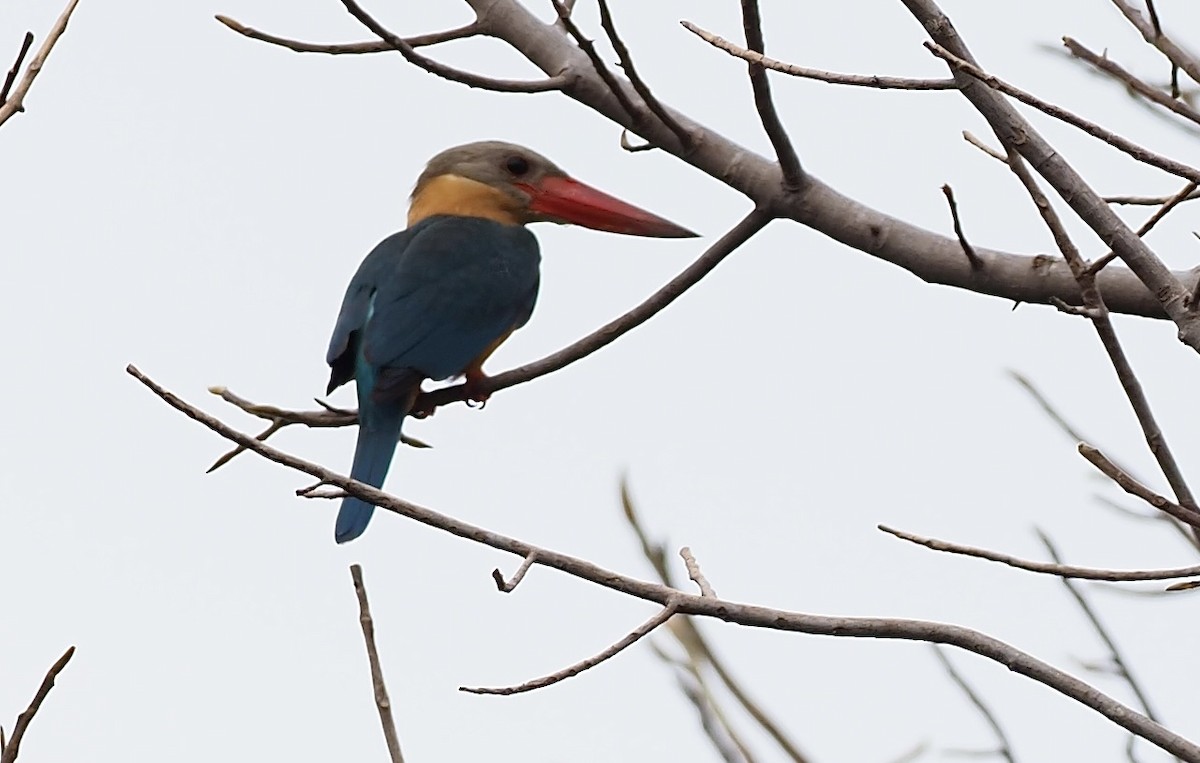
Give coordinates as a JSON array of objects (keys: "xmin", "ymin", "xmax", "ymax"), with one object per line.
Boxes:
[{"xmin": 326, "ymin": 141, "xmax": 695, "ymax": 543}]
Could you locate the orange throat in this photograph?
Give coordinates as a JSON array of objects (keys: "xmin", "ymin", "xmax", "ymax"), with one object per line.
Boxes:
[{"xmin": 408, "ymin": 174, "xmax": 525, "ymax": 227}]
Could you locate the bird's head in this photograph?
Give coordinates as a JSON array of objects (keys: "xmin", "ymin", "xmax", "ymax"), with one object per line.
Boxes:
[{"xmin": 408, "ymin": 140, "xmax": 696, "ymax": 237}]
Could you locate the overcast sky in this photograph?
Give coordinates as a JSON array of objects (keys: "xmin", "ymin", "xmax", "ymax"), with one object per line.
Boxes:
[{"xmin": 5, "ymin": 0, "xmax": 1200, "ymax": 760}]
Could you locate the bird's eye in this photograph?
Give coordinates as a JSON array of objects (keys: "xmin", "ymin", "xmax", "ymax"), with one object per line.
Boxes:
[{"xmin": 505, "ymin": 156, "xmax": 530, "ymax": 176}]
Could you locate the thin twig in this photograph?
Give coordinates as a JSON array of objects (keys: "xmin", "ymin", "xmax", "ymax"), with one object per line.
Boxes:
[
  {"xmin": 1104, "ymin": 191, "xmax": 1200, "ymax": 205},
  {"xmin": 1078, "ymin": 445, "xmax": 1200, "ymax": 530},
  {"xmin": 338, "ymin": 0, "xmax": 567, "ymax": 92},
  {"xmin": 128, "ymin": 365, "xmax": 1200, "ymax": 761},
  {"xmin": 551, "ymin": 0, "xmax": 639, "ymax": 121},
  {"xmin": 924, "ymin": 41, "xmax": 1200, "ymax": 186},
  {"xmin": 738, "ymin": 1, "xmax": 803, "ymax": 190},
  {"xmin": 460, "ymin": 603, "xmax": 678, "ymax": 695},
  {"xmin": 962, "ymin": 131, "xmax": 1007, "ymax": 163},
  {"xmin": 214, "ymin": 15, "xmax": 478, "ymax": 55},
  {"xmin": 682, "ymin": 21, "xmax": 955, "ymax": 90},
  {"xmin": 931, "ymin": 646, "xmax": 1017, "ymax": 763},
  {"xmin": 941, "ymin": 184, "xmax": 982, "ymax": 269},
  {"xmin": 880, "ymin": 524, "xmax": 1200, "ymax": 581},
  {"xmin": 0, "ymin": 647, "xmax": 75, "ymax": 763},
  {"xmin": 1038, "ymin": 531, "xmax": 1165, "ymax": 761},
  {"xmin": 492, "ymin": 551, "xmax": 538, "ymax": 592},
  {"xmin": 350, "ymin": 565, "xmax": 405, "ymax": 763},
  {"xmin": 0, "ymin": 0, "xmax": 80, "ymax": 128},
  {"xmin": 1086, "ymin": 181, "xmax": 1198, "ymax": 277},
  {"xmin": 680, "ymin": 547, "xmax": 717, "ymax": 597},
  {"xmin": 597, "ymin": 0, "xmax": 691, "ymax": 149},
  {"xmin": 0, "ymin": 33, "xmax": 34, "ymax": 106},
  {"xmin": 1062, "ymin": 38, "xmax": 1200, "ymax": 126}
]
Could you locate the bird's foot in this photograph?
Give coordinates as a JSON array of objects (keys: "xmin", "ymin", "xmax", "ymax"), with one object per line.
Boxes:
[{"xmin": 464, "ymin": 370, "xmax": 492, "ymax": 409}]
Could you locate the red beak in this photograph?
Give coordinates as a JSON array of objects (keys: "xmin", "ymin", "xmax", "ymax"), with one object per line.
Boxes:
[{"xmin": 519, "ymin": 176, "xmax": 698, "ymax": 238}]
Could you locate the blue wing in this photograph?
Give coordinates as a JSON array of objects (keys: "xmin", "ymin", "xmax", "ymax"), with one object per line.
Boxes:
[{"xmin": 326, "ymin": 215, "xmax": 541, "ymax": 400}]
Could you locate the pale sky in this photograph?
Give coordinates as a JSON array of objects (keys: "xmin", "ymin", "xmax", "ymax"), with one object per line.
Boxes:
[{"xmin": 5, "ymin": 1, "xmax": 1200, "ymax": 760}]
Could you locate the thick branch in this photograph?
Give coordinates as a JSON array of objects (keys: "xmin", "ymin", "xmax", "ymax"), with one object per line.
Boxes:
[
  {"xmin": 129, "ymin": 364, "xmax": 1200, "ymax": 762},
  {"xmin": 904, "ymin": 0, "xmax": 1200, "ymax": 351},
  {"xmin": 458, "ymin": 0, "xmax": 1191, "ymax": 320}
]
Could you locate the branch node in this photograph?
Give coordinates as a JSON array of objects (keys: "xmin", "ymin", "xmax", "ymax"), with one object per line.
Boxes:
[
  {"xmin": 680, "ymin": 547, "xmax": 717, "ymax": 597},
  {"xmin": 492, "ymin": 552, "xmax": 539, "ymax": 593}
]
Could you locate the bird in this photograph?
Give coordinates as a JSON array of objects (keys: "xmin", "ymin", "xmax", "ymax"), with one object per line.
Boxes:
[{"xmin": 325, "ymin": 141, "xmax": 696, "ymax": 543}]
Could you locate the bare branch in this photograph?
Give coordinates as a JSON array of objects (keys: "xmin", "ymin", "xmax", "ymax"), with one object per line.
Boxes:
[
  {"xmin": 337, "ymin": 0, "xmax": 568, "ymax": 93},
  {"xmin": 0, "ymin": 0, "xmax": 80, "ymax": 128},
  {"xmin": 931, "ymin": 647, "xmax": 1017, "ymax": 763},
  {"xmin": 738, "ymin": 1, "xmax": 803, "ymax": 190},
  {"xmin": 127, "ymin": 364, "xmax": 1200, "ymax": 761},
  {"xmin": 597, "ymin": 0, "xmax": 691, "ymax": 150},
  {"xmin": 213, "ymin": 15, "xmax": 478, "ymax": 55},
  {"xmin": 0, "ymin": 647, "xmax": 75, "ymax": 763},
  {"xmin": 880, "ymin": 524, "xmax": 1200, "ymax": 581},
  {"xmin": 1079, "ymin": 445, "xmax": 1200, "ymax": 530},
  {"xmin": 459, "ymin": 0, "xmax": 1196, "ymax": 321},
  {"xmin": 1104, "ymin": 191, "xmax": 1200, "ymax": 205},
  {"xmin": 1062, "ymin": 37, "xmax": 1200, "ymax": 126},
  {"xmin": 1111, "ymin": 0, "xmax": 1200, "ymax": 89},
  {"xmin": 941, "ymin": 184, "xmax": 983, "ymax": 269},
  {"xmin": 682, "ymin": 21, "xmax": 955, "ymax": 90},
  {"xmin": 924, "ymin": 41, "xmax": 1200, "ymax": 186},
  {"xmin": 403, "ymin": 210, "xmax": 769, "ymax": 410},
  {"xmin": 350, "ymin": 565, "xmax": 405, "ymax": 763},
  {"xmin": 460, "ymin": 603, "xmax": 678, "ymax": 695}
]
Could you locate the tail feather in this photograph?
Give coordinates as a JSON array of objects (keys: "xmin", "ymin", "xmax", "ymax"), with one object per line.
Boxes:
[{"xmin": 335, "ymin": 406, "xmax": 404, "ymax": 543}]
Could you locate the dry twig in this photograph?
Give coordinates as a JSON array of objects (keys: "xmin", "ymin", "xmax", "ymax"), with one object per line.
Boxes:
[
  {"xmin": 213, "ymin": 15, "xmax": 477, "ymax": 55},
  {"xmin": 738, "ymin": 0, "xmax": 803, "ymax": 190},
  {"xmin": 597, "ymin": 0, "xmax": 691, "ymax": 149},
  {"xmin": 460, "ymin": 603, "xmax": 678, "ymax": 695},
  {"xmin": 881, "ymin": 524, "xmax": 1200, "ymax": 581},
  {"xmin": 351, "ymin": 565, "xmax": 405, "ymax": 763},
  {"xmin": 682, "ymin": 21, "xmax": 956, "ymax": 90},
  {"xmin": 338, "ymin": 0, "xmax": 567, "ymax": 93},
  {"xmin": 0, "ymin": 0, "xmax": 80, "ymax": 128},
  {"xmin": 0, "ymin": 647, "xmax": 75, "ymax": 763}
]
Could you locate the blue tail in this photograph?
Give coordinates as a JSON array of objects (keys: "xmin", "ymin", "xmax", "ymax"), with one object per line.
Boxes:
[{"xmin": 336, "ymin": 404, "xmax": 404, "ymax": 543}]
